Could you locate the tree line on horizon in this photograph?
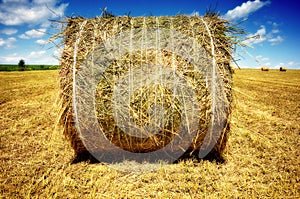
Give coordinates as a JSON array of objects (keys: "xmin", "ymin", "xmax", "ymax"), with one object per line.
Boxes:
[{"xmin": 0, "ymin": 59, "xmax": 60, "ymax": 71}]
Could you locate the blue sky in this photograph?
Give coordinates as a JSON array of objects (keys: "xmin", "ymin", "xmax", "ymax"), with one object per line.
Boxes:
[{"xmin": 0, "ymin": 0, "xmax": 299, "ymax": 69}]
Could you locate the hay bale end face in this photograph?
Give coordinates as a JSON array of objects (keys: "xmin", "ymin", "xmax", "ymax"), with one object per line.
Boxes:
[{"xmin": 58, "ymin": 14, "xmax": 236, "ymax": 163}]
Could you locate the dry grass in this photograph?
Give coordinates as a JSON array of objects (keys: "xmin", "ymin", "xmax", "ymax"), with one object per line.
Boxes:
[{"xmin": 0, "ymin": 69, "xmax": 299, "ymax": 198}]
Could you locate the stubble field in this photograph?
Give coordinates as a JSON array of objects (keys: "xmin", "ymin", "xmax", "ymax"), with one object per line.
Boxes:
[{"xmin": 0, "ymin": 69, "xmax": 299, "ymax": 198}]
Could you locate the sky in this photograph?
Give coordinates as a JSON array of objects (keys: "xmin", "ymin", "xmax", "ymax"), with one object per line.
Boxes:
[{"xmin": 0, "ymin": 0, "xmax": 299, "ymax": 69}]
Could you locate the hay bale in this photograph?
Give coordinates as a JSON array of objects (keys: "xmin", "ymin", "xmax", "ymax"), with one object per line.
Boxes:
[
  {"xmin": 279, "ymin": 66, "xmax": 287, "ymax": 72},
  {"xmin": 58, "ymin": 14, "xmax": 237, "ymax": 163},
  {"xmin": 261, "ymin": 67, "xmax": 269, "ymax": 71}
]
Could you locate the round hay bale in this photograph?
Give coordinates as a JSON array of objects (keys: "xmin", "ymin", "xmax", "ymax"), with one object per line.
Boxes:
[
  {"xmin": 279, "ymin": 66, "xmax": 287, "ymax": 72},
  {"xmin": 261, "ymin": 67, "xmax": 269, "ymax": 71},
  {"xmin": 58, "ymin": 14, "xmax": 236, "ymax": 163}
]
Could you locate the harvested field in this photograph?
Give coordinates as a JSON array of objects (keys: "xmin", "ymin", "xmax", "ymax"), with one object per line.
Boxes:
[{"xmin": 0, "ymin": 69, "xmax": 299, "ymax": 198}]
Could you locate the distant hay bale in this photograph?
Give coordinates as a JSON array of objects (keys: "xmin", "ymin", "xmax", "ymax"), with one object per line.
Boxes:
[
  {"xmin": 261, "ymin": 67, "xmax": 269, "ymax": 71},
  {"xmin": 57, "ymin": 14, "xmax": 239, "ymax": 163},
  {"xmin": 280, "ymin": 67, "xmax": 287, "ymax": 72}
]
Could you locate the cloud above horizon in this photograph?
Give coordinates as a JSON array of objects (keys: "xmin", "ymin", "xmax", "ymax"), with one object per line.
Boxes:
[
  {"xmin": 0, "ymin": 50, "xmax": 58, "ymax": 64},
  {"xmin": 19, "ymin": 28, "xmax": 46, "ymax": 39},
  {"xmin": 0, "ymin": 28, "xmax": 18, "ymax": 35},
  {"xmin": 0, "ymin": 37, "xmax": 16, "ymax": 49},
  {"xmin": 223, "ymin": 0, "xmax": 271, "ymax": 21},
  {"xmin": 0, "ymin": 0, "xmax": 68, "ymax": 27},
  {"xmin": 242, "ymin": 21, "xmax": 283, "ymax": 47}
]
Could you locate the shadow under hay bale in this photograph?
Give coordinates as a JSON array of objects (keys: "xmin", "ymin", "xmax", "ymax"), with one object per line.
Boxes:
[{"xmin": 57, "ymin": 14, "xmax": 240, "ymax": 164}]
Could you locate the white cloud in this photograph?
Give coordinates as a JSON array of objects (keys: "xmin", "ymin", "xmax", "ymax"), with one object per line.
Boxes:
[
  {"xmin": 255, "ymin": 55, "xmax": 270, "ymax": 66},
  {"xmin": 256, "ymin": 26, "xmax": 267, "ymax": 36},
  {"xmin": 282, "ymin": 61, "xmax": 300, "ymax": 69},
  {"xmin": 0, "ymin": 53, "xmax": 23, "ymax": 63},
  {"xmin": 33, "ymin": 0, "xmax": 56, "ymax": 4},
  {"xmin": 273, "ymin": 61, "xmax": 300, "ymax": 69},
  {"xmin": 266, "ymin": 21, "xmax": 283, "ymax": 45},
  {"xmin": 242, "ymin": 23, "xmax": 284, "ymax": 47},
  {"xmin": 53, "ymin": 48, "xmax": 62, "ymax": 56},
  {"xmin": 223, "ymin": 0, "xmax": 271, "ymax": 21},
  {"xmin": 268, "ymin": 35, "xmax": 283, "ymax": 46},
  {"xmin": 242, "ymin": 25, "xmax": 267, "ymax": 46},
  {"xmin": 30, "ymin": 56, "xmax": 58, "ymax": 64},
  {"xmin": 27, "ymin": 50, "xmax": 59, "ymax": 64},
  {"xmin": 36, "ymin": 39, "xmax": 48, "ymax": 44},
  {"xmin": 0, "ymin": 38, "xmax": 5, "ymax": 46},
  {"xmin": 274, "ymin": 62, "xmax": 285, "ymax": 69},
  {"xmin": 0, "ymin": 28, "xmax": 18, "ymax": 35},
  {"xmin": 0, "ymin": 37, "xmax": 16, "ymax": 48},
  {"xmin": 0, "ymin": 50, "xmax": 59, "ymax": 65},
  {"xmin": 268, "ymin": 21, "xmax": 281, "ymax": 34},
  {"xmin": 19, "ymin": 28, "xmax": 46, "ymax": 39},
  {"xmin": 0, "ymin": 0, "xmax": 68, "ymax": 26},
  {"xmin": 2, "ymin": 0, "xmax": 28, "ymax": 3},
  {"xmin": 268, "ymin": 21, "xmax": 279, "ymax": 27},
  {"xmin": 28, "ymin": 50, "xmax": 46, "ymax": 58},
  {"xmin": 256, "ymin": 55, "xmax": 269, "ymax": 62},
  {"xmin": 18, "ymin": 34, "xmax": 30, "ymax": 39}
]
